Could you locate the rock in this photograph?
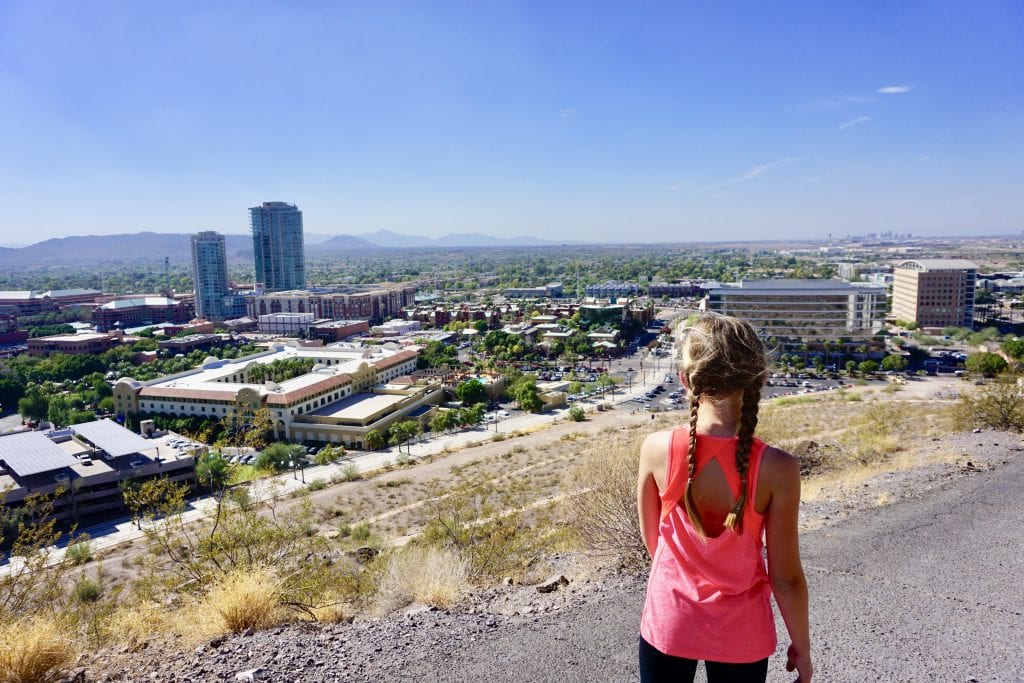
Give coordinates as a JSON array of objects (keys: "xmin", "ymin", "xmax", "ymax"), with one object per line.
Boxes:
[
  {"xmin": 354, "ymin": 546, "xmax": 379, "ymax": 563},
  {"xmin": 536, "ymin": 574, "xmax": 569, "ymax": 593},
  {"xmin": 234, "ymin": 669, "xmax": 266, "ymax": 682}
]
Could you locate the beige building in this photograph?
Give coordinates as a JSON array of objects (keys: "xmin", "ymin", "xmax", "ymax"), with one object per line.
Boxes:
[
  {"xmin": 891, "ymin": 259, "xmax": 977, "ymax": 328},
  {"xmin": 114, "ymin": 342, "xmax": 438, "ymax": 449}
]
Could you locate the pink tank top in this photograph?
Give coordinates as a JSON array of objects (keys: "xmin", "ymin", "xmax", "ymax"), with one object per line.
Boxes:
[{"xmin": 640, "ymin": 428, "xmax": 777, "ymax": 663}]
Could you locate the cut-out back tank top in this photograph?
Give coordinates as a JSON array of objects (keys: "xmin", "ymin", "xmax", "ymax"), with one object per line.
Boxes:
[{"xmin": 640, "ymin": 427, "xmax": 777, "ymax": 663}]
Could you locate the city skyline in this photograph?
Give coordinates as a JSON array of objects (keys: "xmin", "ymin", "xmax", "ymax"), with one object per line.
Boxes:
[{"xmin": 1, "ymin": 2, "xmax": 1022, "ymax": 243}]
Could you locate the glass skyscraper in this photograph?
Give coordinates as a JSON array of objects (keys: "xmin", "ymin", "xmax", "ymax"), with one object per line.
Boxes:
[
  {"xmin": 190, "ymin": 231, "xmax": 230, "ymax": 320},
  {"xmin": 249, "ymin": 201, "xmax": 306, "ymax": 292}
]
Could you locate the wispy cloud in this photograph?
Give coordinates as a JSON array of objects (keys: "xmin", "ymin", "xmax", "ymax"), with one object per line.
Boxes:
[
  {"xmin": 704, "ymin": 157, "xmax": 804, "ymax": 192},
  {"xmin": 806, "ymin": 164, "xmax": 866, "ymax": 182},
  {"xmin": 668, "ymin": 180, "xmax": 693, "ymax": 192},
  {"xmin": 737, "ymin": 156, "xmax": 804, "ymax": 182},
  {"xmin": 559, "ymin": 108, "xmax": 577, "ymax": 119},
  {"xmin": 877, "ymin": 85, "xmax": 911, "ymax": 95},
  {"xmin": 838, "ymin": 116, "xmax": 871, "ymax": 131}
]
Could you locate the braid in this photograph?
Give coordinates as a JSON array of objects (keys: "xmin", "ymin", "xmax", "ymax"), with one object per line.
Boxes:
[
  {"xmin": 724, "ymin": 384, "xmax": 761, "ymax": 534},
  {"xmin": 682, "ymin": 393, "xmax": 706, "ymax": 539}
]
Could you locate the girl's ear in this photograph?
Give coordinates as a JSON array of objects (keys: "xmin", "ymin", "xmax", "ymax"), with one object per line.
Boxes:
[{"xmin": 679, "ymin": 370, "xmax": 688, "ymax": 389}]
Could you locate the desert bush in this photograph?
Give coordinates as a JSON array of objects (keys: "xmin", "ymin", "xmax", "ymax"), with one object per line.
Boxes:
[
  {"xmin": 375, "ymin": 546, "xmax": 469, "ymax": 614},
  {"xmin": 340, "ymin": 462, "xmax": 361, "ymax": 481},
  {"xmin": 204, "ymin": 567, "xmax": 282, "ymax": 633},
  {"xmin": 568, "ymin": 405, "xmax": 586, "ymax": 422},
  {"xmin": 306, "ymin": 478, "xmax": 327, "ymax": 491},
  {"xmin": 66, "ymin": 539, "xmax": 92, "ymax": 566},
  {"xmin": 953, "ymin": 373, "xmax": 1024, "ymax": 432},
  {"xmin": 565, "ymin": 432, "xmax": 647, "ymax": 568},
  {"xmin": 0, "ymin": 614, "xmax": 75, "ymax": 683},
  {"xmin": 74, "ymin": 578, "xmax": 102, "ymax": 604}
]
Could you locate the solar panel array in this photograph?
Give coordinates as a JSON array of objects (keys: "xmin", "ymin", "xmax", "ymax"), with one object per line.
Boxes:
[
  {"xmin": 0, "ymin": 431, "xmax": 80, "ymax": 477},
  {"xmin": 70, "ymin": 419, "xmax": 153, "ymax": 458}
]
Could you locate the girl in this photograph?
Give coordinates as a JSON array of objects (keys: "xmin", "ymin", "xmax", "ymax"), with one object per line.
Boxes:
[{"xmin": 637, "ymin": 313, "xmax": 812, "ymax": 682}]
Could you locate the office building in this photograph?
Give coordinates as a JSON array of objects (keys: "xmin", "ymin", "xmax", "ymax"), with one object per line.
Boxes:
[
  {"xmin": 891, "ymin": 259, "xmax": 977, "ymax": 329},
  {"xmin": 190, "ymin": 231, "xmax": 230, "ymax": 320},
  {"xmin": 704, "ymin": 279, "xmax": 886, "ymax": 341},
  {"xmin": 250, "ymin": 202, "xmax": 306, "ymax": 292}
]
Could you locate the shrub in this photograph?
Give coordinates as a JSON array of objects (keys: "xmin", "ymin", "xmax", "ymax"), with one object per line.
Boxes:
[
  {"xmin": 0, "ymin": 615, "xmax": 75, "ymax": 683},
  {"xmin": 350, "ymin": 522, "xmax": 372, "ymax": 542},
  {"xmin": 66, "ymin": 539, "xmax": 92, "ymax": 566},
  {"xmin": 565, "ymin": 432, "xmax": 647, "ymax": 568},
  {"xmin": 74, "ymin": 578, "xmax": 102, "ymax": 603},
  {"xmin": 204, "ymin": 568, "xmax": 282, "ymax": 633},
  {"xmin": 340, "ymin": 462, "xmax": 361, "ymax": 482},
  {"xmin": 375, "ymin": 546, "xmax": 469, "ymax": 614},
  {"xmin": 954, "ymin": 373, "xmax": 1024, "ymax": 432},
  {"xmin": 568, "ymin": 405, "xmax": 586, "ymax": 422},
  {"xmin": 306, "ymin": 479, "xmax": 327, "ymax": 492}
]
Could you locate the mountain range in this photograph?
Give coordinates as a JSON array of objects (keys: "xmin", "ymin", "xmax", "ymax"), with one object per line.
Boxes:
[{"xmin": 0, "ymin": 230, "xmax": 572, "ymax": 266}]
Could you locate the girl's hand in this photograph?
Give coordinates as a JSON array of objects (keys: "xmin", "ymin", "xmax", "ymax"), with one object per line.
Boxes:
[{"xmin": 786, "ymin": 643, "xmax": 812, "ymax": 682}]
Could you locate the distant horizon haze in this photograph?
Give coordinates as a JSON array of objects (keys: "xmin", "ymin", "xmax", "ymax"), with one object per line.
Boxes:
[{"xmin": 1, "ymin": 2, "xmax": 1021, "ymax": 242}]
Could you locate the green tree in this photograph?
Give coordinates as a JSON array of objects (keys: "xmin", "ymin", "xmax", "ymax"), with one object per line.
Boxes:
[
  {"xmin": 196, "ymin": 451, "xmax": 231, "ymax": 495},
  {"xmin": 255, "ymin": 443, "xmax": 304, "ymax": 472},
  {"xmin": 17, "ymin": 389, "xmax": 49, "ymax": 422},
  {"xmin": 455, "ymin": 378, "xmax": 488, "ymax": 406},
  {"xmin": 965, "ymin": 352, "xmax": 1008, "ymax": 377},
  {"xmin": 880, "ymin": 354, "xmax": 908, "ymax": 372},
  {"xmin": 364, "ymin": 429, "xmax": 385, "ymax": 451},
  {"xmin": 47, "ymin": 395, "xmax": 72, "ymax": 427},
  {"xmin": 388, "ymin": 420, "xmax": 420, "ymax": 454},
  {"xmin": 1001, "ymin": 338, "xmax": 1024, "ymax": 360},
  {"xmin": 243, "ymin": 406, "xmax": 276, "ymax": 450},
  {"xmin": 0, "ymin": 377, "xmax": 26, "ymax": 413},
  {"xmin": 857, "ymin": 360, "xmax": 879, "ymax": 375},
  {"xmin": 314, "ymin": 444, "xmax": 344, "ymax": 465}
]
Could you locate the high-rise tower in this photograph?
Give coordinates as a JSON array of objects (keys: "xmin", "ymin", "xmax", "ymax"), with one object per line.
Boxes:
[
  {"xmin": 190, "ymin": 231, "xmax": 230, "ymax": 320},
  {"xmin": 249, "ymin": 202, "xmax": 306, "ymax": 292}
]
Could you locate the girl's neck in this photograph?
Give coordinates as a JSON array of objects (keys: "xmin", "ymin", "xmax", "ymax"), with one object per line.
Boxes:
[{"xmin": 693, "ymin": 392, "xmax": 742, "ymax": 437}]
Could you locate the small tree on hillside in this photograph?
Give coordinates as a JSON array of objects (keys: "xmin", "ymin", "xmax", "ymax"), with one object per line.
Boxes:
[
  {"xmin": 965, "ymin": 352, "xmax": 1008, "ymax": 378},
  {"xmin": 954, "ymin": 373, "xmax": 1024, "ymax": 432},
  {"xmin": 881, "ymin": 354, "xmax": 908, "ymax": 372}
]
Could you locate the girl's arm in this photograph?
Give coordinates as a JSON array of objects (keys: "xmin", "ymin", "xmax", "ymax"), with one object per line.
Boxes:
[
  {"xmin": 637, "ymin": 431, "xmax": 669, "ymax": 559},
  {"xmin": 764, "ymin": 448, "xmax": 813, "ymax": 682}
]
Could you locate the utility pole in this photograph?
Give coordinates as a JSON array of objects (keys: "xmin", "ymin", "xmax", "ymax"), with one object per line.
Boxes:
[{"xmin": 163, "ymin": 256, "xmax": 171, "ymax": 297}]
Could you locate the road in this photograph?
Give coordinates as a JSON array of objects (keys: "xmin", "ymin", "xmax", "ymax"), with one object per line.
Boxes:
[{"xmin": 390, "ymin": 444, "xmax": 1024, "ymax": 682}]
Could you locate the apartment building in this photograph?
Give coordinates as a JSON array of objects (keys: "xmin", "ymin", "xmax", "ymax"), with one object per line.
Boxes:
[
  {"xmin": 250, "ymin": 202, "xmax": 306, "ymax": 292},
  {"xmin": 190, "ymin": 231, "xmax": 230, "ymax": 320},
  {"xmin": 704, "ymin": 279, "xmax": 886, "ymax": 341},
  {"xmin": 245, "ymin": 284, "xmax": 417, "ymax": 325},
  {"xmin": 891, "ymin": 259, "xmax": 977, "ymax": 328}
]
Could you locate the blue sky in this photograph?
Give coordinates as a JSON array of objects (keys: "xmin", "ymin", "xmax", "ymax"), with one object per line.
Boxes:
[{"xmin": 1, "ymin": 1, "xmax": 1022, "ymax": 243}]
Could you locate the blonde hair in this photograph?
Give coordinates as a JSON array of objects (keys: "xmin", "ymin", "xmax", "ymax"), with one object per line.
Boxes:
[{"xmin": 675, "ymin": 313, "xmax": 767, "ymax": 536}]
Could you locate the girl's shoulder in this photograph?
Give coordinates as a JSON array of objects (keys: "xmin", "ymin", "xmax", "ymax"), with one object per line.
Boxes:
[
  {"xmin": 638, "ymin": 429, "xmax": 674, "ymax": 474},
  {"xmin": 756, "ymin": 443, "xmax": 801, "ymax": 492}
]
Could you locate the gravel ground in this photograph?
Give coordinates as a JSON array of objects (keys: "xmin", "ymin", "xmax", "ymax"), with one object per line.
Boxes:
[{"xmin": 72, "ymin": 429, "xmax": 1024, "ymax": 683}]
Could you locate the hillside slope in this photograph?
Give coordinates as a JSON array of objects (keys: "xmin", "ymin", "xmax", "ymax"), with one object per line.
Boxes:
[{"xmin": 80, "ymin": 430, "xmax": 1024, "ymax": 682}]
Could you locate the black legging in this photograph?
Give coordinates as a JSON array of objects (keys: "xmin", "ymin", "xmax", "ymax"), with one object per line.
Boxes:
[{"xmin": 639, "ymin": 636, "xmax": 768, "ymax": 683}]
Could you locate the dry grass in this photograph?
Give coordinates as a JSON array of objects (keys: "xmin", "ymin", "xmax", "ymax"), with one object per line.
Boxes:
[
  {"xmin": 374, "ymin": 546, "xmax": 469, "ymax": 615},
  {"xmin": 0, "ymin": 615, "xmax": 75, "ymax": 683},
  {"xmin": 203, "ymin": 567, "xmax": 283, "ymax": 633},
  {"xmin": 564, "ymin": 430, "xmax": 648, "ymax": 568}
]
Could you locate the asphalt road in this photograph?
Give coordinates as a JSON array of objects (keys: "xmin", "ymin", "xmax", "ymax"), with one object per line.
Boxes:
[{"xmin": 395, "ymin": 450, "xmax": 1024, "ymax": 682}]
